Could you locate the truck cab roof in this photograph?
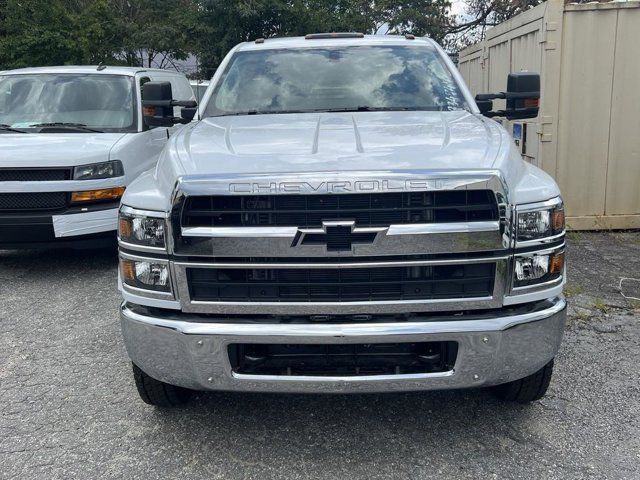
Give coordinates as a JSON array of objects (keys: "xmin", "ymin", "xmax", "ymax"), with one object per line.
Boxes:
[
  {"xmin": 236, "ymin": 34, "xmax": 437, "ymax": 52},
  {"xmin": 0, "ymin": 66, "xmax": 183, "ymax": 77}
]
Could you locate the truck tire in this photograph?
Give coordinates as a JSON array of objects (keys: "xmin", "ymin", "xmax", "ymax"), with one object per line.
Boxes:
[
  {"xmin": 491, "ymin": 359, "xmax": 554, "ymax": 403},
  {"xmin": 132, "ymin": 363, "xmax": 193, "ymax": 407}
]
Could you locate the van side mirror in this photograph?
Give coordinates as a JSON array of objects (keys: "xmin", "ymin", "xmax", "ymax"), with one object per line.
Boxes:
[
  {"xmin": 142, "ymin": 81, "xmax": 197, "ymax": 127},
  {"xmin": 476, "ymin": 72, "xmax": 540, "ymax": 120}
]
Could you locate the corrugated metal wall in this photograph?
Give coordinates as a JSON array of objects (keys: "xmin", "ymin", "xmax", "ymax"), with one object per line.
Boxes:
[{"xmin": 458, "ymin": 0, "xmax": 640, "ymax": 229}]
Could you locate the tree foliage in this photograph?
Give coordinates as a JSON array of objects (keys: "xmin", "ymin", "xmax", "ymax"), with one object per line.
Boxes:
[
  {"xmin": 448, "ymin": 0, "xmax": 544, "ymax": 47},
  {"xmin": 0, "ymin": 0, "xmax": 544, "ymax": 74}
]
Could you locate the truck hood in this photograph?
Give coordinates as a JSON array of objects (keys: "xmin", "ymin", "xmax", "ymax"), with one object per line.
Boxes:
[
  {"xmin": 0, "ymin": 132, "xmax": 127, "ymax": 167},
  {"xmin": 128, "ymin": 110, "xmax": 561, "ymax": 211},
  {"xmin": 175, "ymin": 111, "xmax": 504, "ymax": 175}
]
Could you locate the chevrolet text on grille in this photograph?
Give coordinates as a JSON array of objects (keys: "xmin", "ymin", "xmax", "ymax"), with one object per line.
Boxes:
[{"xmin": 228, "ymin": 179, "xmax": 447, "ymax": 194}]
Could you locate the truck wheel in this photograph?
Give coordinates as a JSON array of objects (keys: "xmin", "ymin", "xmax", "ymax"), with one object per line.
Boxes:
[
  {"xmin": 491, "ymin": 359, "xmax": 554, "ymax": 403},
  {"xmin": 132, "ymin": 363, "xmax": 193, "ymax": 407}
]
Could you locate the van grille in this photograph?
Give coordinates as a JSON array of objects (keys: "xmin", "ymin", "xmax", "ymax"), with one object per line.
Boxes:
[
  {"xmin": 182, "ymin": 190, "xmax": 498, "ymax": 228},
  {"xmin": 187, "ymin": 263, "xmax": 495, "ymax": 302},
  {"xmin": 0, "ymin": 192, "xmax": 68, "ymax": 211},
  {"xmin": 0, "ymin": 168, "xmax": 71, "ymax": 182}
]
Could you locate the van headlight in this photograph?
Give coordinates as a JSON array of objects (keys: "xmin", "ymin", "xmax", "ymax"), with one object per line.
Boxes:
[
  {"xmin": 73, "ymin": 160, "xmax": 124, "ymax": 180},
  {"xmin": 513, "ymin": 251, "xmax": 564, "ymax": 288},
  {"xmin": 517, "ymin": 203, "xmax": 565, "ymax": 241},
  {"xmin": 118, "ymin": 209, "xmax": 166, "ymax": 249},
  {"xmin": 120, "ymin": 258, "xmax": 171, "ymax": 292}
]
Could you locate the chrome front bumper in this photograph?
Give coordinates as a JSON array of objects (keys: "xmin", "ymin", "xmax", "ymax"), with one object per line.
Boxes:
[{"xmin": 121, "ymin": 296, "xmax": 566, "ymax": 394}]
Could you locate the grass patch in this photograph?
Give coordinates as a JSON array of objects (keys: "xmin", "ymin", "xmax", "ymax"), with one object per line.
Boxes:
[
  {"xmin": 571, "ymin": 310, "xmax": 591, "ymax": 322},
  {"xmin": 563, "ymin": 283, "xmax": 584, "ymax": 298},
  {"xmin": 593, "ymin": 298, "xmax": 609, "ymax": 313},
  {"xmin": 566, "ymin": 230, "xmax": 582, "ymax": 242}
]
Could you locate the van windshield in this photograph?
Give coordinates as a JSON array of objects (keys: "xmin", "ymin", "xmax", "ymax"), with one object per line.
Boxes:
[
  {"xmin": 0, "ymin": 73, "xmax": 136, "ymax": 132},
  {"xmin": 204, "ymin": 45, "xmax": 467, "ymax": 117}
]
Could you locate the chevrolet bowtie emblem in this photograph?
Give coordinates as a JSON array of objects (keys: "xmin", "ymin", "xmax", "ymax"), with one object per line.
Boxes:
[{"xmin": 292, "ymin": 220, "xmax": 387, "ymax": 252}]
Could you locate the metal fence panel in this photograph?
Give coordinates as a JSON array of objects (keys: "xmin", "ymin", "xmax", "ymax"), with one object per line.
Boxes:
[{"xmin": 458, "ymin": 0, "xmax": 640, "ymax": 229}]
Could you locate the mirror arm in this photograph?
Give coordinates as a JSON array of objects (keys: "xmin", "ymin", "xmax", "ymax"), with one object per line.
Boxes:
[
  {"xmin": 476, "ymin": 92, "xmax": 505, "ymax": 101},
  {"xmin": 476, "ymin": 91, "xmax": 540, "ymax": 101},
  {"xmin": 143, "ymin": 99, "xmax": 198, "ymax": 108}
]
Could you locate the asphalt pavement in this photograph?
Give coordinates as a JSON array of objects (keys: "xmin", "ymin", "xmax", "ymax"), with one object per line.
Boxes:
[{"xmin": 1, "ymin": 232, "xmax": 639, "ymax": 479}]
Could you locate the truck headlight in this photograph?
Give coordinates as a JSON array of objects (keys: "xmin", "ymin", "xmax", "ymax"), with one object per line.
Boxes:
[
  {"xmin": 120, "ymin": 258, "xmax": 171, "ymax": 292},
  {"xmin": 118, "ymin": 210, "xmax": 166, "ymax": 248},
  {"xmin": 73, "ymin": 160, "xmax": 124, "ymax": 180},
  {"xmin": 513, "ymin": 251, "xmax": 564, "ymax": 288},
  {"xmin": 517, "ymin": 204, "xmax": 564, "ymax": 241}
]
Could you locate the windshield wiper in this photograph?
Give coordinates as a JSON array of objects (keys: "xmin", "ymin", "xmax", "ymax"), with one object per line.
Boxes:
[
  {"xmin": 318, "ymin": 106, "xmax": 445, "ymax": 113},
  {"xmin": 216, "ymin": 109, "xmax": 308, "ymax": 117},
  {"xmin": 215, "ymin": 106, "xmax": 446, "ymax": 117},
  {"xmin": 29, "ymin": 122, "xmax": 104, "ymax": 133},
  {"xmin": 0, "ymin": 124, "xmax": 28, "ymax": 133}
]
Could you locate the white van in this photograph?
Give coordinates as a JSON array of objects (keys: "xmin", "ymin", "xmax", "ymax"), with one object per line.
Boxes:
[{"xmin": 0, "ymin": 66, "xmax": 194, "ymax": 249}]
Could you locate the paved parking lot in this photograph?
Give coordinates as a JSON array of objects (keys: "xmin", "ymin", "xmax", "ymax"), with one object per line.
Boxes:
[{"xmin": 1, "ymin": 232, "xmax": 639, "ymax": 479}]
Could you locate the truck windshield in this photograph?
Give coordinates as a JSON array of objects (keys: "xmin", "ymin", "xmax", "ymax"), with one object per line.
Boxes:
[
  {"xmin": 0, "ymin": 73, "xmax": 136, "ymax": 132},
  {"xmin": 205, "ymin": 45, "xmax": 467, "ymax": 117}
]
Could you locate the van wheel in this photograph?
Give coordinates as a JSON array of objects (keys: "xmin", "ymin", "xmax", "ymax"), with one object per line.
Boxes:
[
  {"xmin": 132, "ymin": 363, "xmax": 193, "ymax": 407},
  {"xmin": 491, "ymin": 359, "xmax": 554, "ymax": 403}
]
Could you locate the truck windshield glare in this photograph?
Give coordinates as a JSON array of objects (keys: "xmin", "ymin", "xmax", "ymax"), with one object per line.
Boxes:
[
  {"xmin": 0, "ymin": 74, "xmax": 136, "ymax": 132},
  {"xmin": 205, "ymin": 46, "xmax": 467, "ymax": 117}
]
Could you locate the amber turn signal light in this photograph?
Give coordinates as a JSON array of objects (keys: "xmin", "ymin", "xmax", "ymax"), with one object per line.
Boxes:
[
  {"xmin": 120, "ymin": 258, "xmax": 136, "ymax": 282},
  {"xmin": 70, "ymin": 186, "xmax": 125, "ymax": 204},
  {"xmin": 551, "ymin": 208, "xmax": 565, "ymax": 232},
  {"xmin": 118, "ymin": 216, "xmax": 132, "ymax": 238},
  {"xmin": 550, "ymin": 252, "xmax": 564, "ymax": 274}
]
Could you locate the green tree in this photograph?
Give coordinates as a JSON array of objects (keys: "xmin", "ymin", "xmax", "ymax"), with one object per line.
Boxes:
[
  {"xmin": 0, "ymin": 0, "xmax": 82, "ymax": 69},
  {"xmin": 0, "ymin": 0, "xmax": 544, "ymax": 73},
  {"xmin": 113, "ymin": 0, "xmax": 202, "ymax": 68}
]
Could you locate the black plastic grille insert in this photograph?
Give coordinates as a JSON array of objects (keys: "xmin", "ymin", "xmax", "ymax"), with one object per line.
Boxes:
[
  {"xmin": 229, "ymin": 341, "xmax": 458, "ymax": 376},
  {"xmin": 0, "ymin": 168, "xmax": 71, "ymax": 182},
  {"xmin": 0, "ymin": 192, "xmax": 68, "ymax": 211},
  {"xmin": 188, "ymin": 263, "xmax": 495, "ymax": 302},
  {"xmin": 182, "ymin": 190, "xmax": 498, "ymax": 228}
]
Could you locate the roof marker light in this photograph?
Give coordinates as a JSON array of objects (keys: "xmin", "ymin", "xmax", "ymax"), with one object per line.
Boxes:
[{"xmin": 305, "ymin": 33, "xmax": 365, "ymax": 40}]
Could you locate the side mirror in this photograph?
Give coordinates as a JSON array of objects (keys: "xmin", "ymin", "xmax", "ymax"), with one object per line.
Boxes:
[
  {"xmin": 505, "ymin": 72, "xmax": 540, "ymax": 120},
  {"xmin": 180, "ymin": 107, "xmax": 197, "ymax": 123},
  {"xmin": 475, "ymin": 72, "xmax": 540, "ymax": 120},
  {"xmin": 142, "ymin": 81, "xmax": 174, "ymax": 127},
  {"xmin": 142, "ymin": 81, "xmax": 197, "ymax": 127}
]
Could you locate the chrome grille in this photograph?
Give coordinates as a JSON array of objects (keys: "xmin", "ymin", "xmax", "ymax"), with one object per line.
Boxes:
[{"xmin": 170, "ymin": 173, "xmax": 511, "ymax": 315}]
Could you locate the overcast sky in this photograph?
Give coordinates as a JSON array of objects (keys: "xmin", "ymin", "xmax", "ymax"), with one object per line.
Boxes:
[{"xmin": 450, "ymin": 0, "xmax": 469, "ymax": 20}]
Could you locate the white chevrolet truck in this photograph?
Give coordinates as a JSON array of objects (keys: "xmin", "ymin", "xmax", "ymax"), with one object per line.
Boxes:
[
  {"xmin": 118, "ymin": 34, "xmax": 566, "ymax": 407},
  {"xmin": 0, "ymin": 66, "xmax": 194, "ymax": 248}
]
